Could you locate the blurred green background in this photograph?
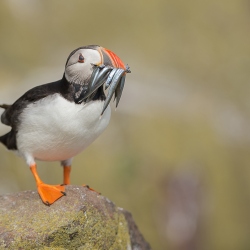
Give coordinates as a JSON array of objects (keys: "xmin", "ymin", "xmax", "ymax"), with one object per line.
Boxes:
[{"xmin": 1, "ymin": 1, "xmax": 250, "ymax": 249}]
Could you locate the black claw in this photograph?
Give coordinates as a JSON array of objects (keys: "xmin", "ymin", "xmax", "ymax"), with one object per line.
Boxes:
[
  {"xmin": 45, "ymin": 201, "xmax": 50, "ymax": 206},
  {"xmin": 61, "ymin": 191, "xmax": 66, "ymax": 196}
]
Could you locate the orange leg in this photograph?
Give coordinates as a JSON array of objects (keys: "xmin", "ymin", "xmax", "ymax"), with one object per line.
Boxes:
[
  {"xmin": 30, "ymin": 164, "xmax": 66, "ymax": 205},
  {"xmin": 63, "ymin": 166, "xmax": 71, "ymax": 185}
]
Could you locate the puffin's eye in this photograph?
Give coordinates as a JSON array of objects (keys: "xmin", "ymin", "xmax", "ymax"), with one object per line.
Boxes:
[{"xmin": 78, "ymin": 53, "xmax": 84, "ymax": 63}]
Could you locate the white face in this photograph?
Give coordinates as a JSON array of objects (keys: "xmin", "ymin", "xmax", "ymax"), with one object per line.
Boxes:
[{"xmin": 65, "ymin": 49, "xmax": 102, "ymax": 84}]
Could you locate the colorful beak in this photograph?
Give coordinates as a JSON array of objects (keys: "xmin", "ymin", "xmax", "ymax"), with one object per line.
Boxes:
[{"xmin": 101, "ymin": 48, "xmax": 126, "ymax": 69}]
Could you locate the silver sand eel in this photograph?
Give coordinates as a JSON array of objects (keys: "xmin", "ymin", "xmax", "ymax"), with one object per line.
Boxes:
[{"xmin": 76, "ymin": 64, "xmax": 131, "ymax": 115}]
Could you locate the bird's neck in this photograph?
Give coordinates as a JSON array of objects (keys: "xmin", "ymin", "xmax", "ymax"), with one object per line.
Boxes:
[{"xmin": 61, "ymin": 74, "xmax": 106, "ymax": 103}]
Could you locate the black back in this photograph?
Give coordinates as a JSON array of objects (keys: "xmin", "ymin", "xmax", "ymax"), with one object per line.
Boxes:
[{"xmin": 0, "ymin": 74, "xmax": 105, "ymax": 150}]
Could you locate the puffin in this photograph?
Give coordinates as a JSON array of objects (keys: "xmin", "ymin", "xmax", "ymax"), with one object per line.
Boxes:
[{"xmin": 0, "ymin": 45, "xmax": 130, "ymax": 205}]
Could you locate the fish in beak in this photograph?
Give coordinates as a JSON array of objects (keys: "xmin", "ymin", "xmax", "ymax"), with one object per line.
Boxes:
[{"xmin": 75, "ymin": 47, "xmax": 131, "ymax": 115}]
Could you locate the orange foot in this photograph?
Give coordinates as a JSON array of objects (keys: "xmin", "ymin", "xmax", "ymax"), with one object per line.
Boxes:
[{"xmin": 37, "ymin": 183, "xmax": 66, "ymax": 205}]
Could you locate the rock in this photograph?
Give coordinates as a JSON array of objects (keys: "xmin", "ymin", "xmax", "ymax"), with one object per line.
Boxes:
[{"xmin": 0, "ymin": 185, "xmax": 151, "ymax": 250}]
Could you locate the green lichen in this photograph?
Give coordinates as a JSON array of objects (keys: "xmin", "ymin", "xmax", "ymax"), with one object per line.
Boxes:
[{"xmin": 0, "ymin": 196, "xmax": 131, "ymax": 250}]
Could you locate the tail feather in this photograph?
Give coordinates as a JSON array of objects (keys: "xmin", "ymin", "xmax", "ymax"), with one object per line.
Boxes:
[
  {"xmin": 0, "ymin": 104, "xmax": 11, "ymax": 110},
  {"xmin": 0, "ymin": 104, "xmax": 12, "ymax": 126},
  {"xmin": 0, "ymin": 134, "xmax": 7, "ymax": 146},
  {"xmin": 0, "ymin": 131, "xmax": 17, "ymax": 150}
]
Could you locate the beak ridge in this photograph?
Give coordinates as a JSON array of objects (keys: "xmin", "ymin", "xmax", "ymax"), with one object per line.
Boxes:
[{"xmin": 101, "ymin": 48, "xmax": 126, "ymax": 69}]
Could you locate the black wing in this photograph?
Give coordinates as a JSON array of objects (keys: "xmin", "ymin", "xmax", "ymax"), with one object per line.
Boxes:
[
  {"xmin": 0, "ymin": 77, "xmax": 74, "ymax": 150},
  {"xmin": 0, "ymin": 77, "xmax": 72, "ymax": 129}
]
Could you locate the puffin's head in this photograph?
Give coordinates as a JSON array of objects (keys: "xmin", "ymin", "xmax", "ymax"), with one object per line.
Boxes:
[
  {"xmin": 65, "ymin": 45, "xmax": 126, "ymax": 85},
  {"xmin": 64, "ymin": 45, "xmax": 130, "ymax": 115}
]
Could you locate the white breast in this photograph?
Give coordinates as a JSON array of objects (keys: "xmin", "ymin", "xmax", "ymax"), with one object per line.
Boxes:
[{"xmin": 16, "ymin": 94, "xmax": 111, "ymax": 164}]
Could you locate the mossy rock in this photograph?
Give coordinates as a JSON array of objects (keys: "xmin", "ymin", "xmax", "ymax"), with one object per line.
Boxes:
[{"xmin": 0, "ymin": 186, "xmax": 150, "ymax": 250}]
